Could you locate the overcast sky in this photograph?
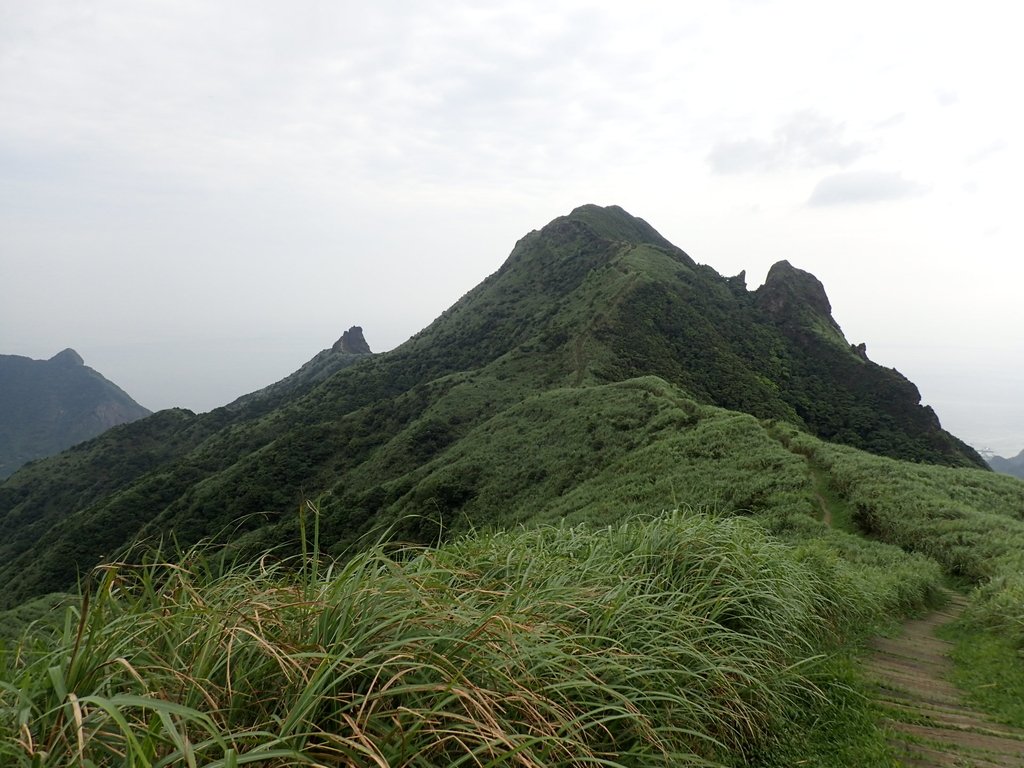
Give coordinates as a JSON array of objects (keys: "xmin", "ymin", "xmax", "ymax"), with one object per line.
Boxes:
[{"xmin": 2, "ymin": 1, "xmax": 1021, "ymax": 455}]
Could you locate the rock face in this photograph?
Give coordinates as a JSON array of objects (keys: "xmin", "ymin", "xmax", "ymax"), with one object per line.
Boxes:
[
  {"xmin": 333, "ymin": 327, "xmax": 372, "ymax": 355},
  {"xmin": 0, "ymin": 349, "xmax": 151, "ymax": 478},
  {"xmin": 755, "ymin": 260, "xmax": 842, "ymax": 335}
]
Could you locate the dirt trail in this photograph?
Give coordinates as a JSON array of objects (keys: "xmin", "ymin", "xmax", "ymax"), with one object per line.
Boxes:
[
  {"xmin": 813, "ymin": 489, "xmax": 832, "ymax": 527},
  {"xmin": 866, "ymin": 592, "xmax": 1024, "ymax": 766}
]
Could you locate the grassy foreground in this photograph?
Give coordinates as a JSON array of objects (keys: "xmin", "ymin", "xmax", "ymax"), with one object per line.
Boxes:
[{"xmin": 1, "ymin": 508, "xmax": 939, "ymax": 767}]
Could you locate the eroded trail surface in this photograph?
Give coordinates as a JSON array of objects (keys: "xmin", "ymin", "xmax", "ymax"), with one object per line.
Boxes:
[{"xmin": 866, "ymin": 592, "xmax": 1024, "ymax": 767}]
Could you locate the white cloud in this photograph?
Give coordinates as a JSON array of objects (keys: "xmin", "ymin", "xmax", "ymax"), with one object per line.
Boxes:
[
  {"xmin": 807, "ymin": 171, "xmax": 926, "ymax": 206},
  {"xmin": 967, "ymin": 139, "xmax": 1008, "ymax": 164},
  {"xmin": 708, "ymin": 111, "xmax": 866, "ymax": 174}
]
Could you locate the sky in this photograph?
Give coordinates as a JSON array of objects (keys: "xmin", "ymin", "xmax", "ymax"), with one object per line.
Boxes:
[{"xmin": 1, "ymin": 1, "xmax": 1022, "ymax": 456}]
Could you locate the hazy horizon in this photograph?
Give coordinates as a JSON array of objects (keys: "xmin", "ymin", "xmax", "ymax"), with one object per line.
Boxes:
[
  {"xmin": 2, "ymin": 2, "xmax": 1021, "ymax": 456},
  {"xmin": 7, "ymin": 240, "xmax": 1022, "ymax": 459}
]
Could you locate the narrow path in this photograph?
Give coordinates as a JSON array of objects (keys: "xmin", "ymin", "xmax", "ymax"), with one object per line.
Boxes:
[
  {"xmin": 866, "ymin": 592, "xmax": 1024, "ymax": 766},
  {"xmin": 571, "ymin": 262, "xmax": 639, "ymax": 386},
  {"xmin": 813, "ymin": 488, "xmax": 832, "ymax": 527}
]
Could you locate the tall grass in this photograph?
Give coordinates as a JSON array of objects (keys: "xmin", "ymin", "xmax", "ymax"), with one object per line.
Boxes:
[
  {"xmin": 788, "ymin": 432, "xmax": 1024, "ymax": 647},
  {"xmin": 0, "ymin": 509, "xmax": 907, "ymax": 767}
]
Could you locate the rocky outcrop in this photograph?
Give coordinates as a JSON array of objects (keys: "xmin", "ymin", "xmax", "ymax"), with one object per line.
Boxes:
[
  {"xmin": 333, "ymin": 326, "xmax": 372, "ymax": 355},
  {"xmin": 755, "ymin": 260, "xmax": 842, "ymax": 334},
  {"xmin": 227, "ymin": 327, "xmax": 374, "ymax": 412}
]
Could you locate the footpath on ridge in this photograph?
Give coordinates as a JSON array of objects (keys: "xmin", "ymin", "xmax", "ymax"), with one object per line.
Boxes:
[
  {"xmin": 760, "ymin": 429, "xmax": 1022, "ymax": 765},
  {"xmin": 865, "ymin": 591, "xmax": 1024, "ymax": 767}
]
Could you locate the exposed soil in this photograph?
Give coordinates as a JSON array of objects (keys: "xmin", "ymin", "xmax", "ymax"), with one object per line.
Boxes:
[{"xmin": 866, "ymin": 592, "xmax": 1024, "ymax": 766}]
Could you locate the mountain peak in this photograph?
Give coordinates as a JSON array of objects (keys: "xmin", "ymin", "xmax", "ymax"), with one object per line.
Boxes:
[
  {"xmin": 755, "ymin": 260, "xmax": 840, "ymax": 333},
  {"xmin": 493, "ymin": 204, "xmax": 694, "ymax": 285},
  {"xmin": 0, "ymin": 203, "xmax": 988, "ymax": 606},
  {"xmin": 563, "ymin": 203, "xmax": 678, "ymax": 251},
  {"xmin": 0, "ymin": 349, "xmax": 149, "ymax": 479},
  {"xmin": 988, "ymin": 448, "xmax": 1024, "ymax": 479},
  {"xmin": 332, "ymin": 326, "xmax": 372, "ymax": 354},
  {"xmin": 49, "ymin": 348, "xmax": 84, "ymax": 367},
  {"xmin": 225, "ymin": 327, "xmax": 373, "ymax": 412}
]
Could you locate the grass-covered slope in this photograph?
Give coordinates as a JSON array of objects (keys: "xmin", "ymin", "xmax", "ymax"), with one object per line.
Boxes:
[
  {"xmin": 0, "ymin": 204, "xmax": 985, "ymax": 606},
  {"xmin": 784, "ymin": 429, "xmax": 1024, "ymax": 648},
  {"xmin": 0, "ymin": 509, "xmax": 941, "ymax": 767},
  {"xmin": 4, "ymin": 350, "xmax": 1022, "ymax": 763},
  {"xmin": 5, "ymin": 417, "xmax": 1022, "ymax": 765}
]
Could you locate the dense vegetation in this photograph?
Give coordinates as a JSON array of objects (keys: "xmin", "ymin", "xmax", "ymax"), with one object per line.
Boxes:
[
  {"xmin": 0, "ymin": 205, "xmax": 985, "ymax": 607},
  {"xmin": 1, "ymin": 506, "xmax": 942, "ymax": 767},
  {"xmin": 3, "ymin": 203, "xmax": 1021, "ymax": 764},
  {"xmin": 6, "ymin": 401, "xmax": 1020, "ymax": 765}
]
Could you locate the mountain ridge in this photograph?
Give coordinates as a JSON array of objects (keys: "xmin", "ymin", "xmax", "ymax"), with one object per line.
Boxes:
[
  {"xmin": 0, "ymin": 204, "xmax": 985, "ymax": 605},
  {"xmin": 989, "ymin": 449, "xmax": 1024, "ymax": 479},
  {"xmin": 0, "ymin": 349, "xmax": 151, "ymax": 479},
  {"xmin": 224, "ymin": 326, "xmax": 374, "ymax": 414}
]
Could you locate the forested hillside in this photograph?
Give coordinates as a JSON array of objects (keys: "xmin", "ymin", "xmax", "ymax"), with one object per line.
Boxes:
[
  {"xmin": 3, "ymin": 378, "xmax": 1023, "ymax": 766},
  {"xmin": 0, "ymin": 205, "xmax": 985, "ymax": 606}
]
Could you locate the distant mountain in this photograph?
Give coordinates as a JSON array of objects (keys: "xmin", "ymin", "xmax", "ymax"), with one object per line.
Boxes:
[
  {"xmin": 226, "ymin": 326, "xmax": 374, "ymax": 413},
  {"xmin": 0, "ymin": 349, "xmax": 151, "ymax": 478},
  {"xmin": 0, "ymin": 205, "xmax": 986, "ymax": 606},
  {"xmin": 988, "ymin": 449, "xmax": 1024, "ymax": 479}
]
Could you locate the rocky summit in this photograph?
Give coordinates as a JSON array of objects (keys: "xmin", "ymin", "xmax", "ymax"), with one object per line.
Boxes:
[{"xmin": 333, "ymin": 326, "xmax": 372, "ymax": 354}]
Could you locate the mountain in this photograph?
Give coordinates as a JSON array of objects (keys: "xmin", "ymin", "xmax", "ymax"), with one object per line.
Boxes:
[
  {"xmin": 989, "ymin": 449, "xmax": 1024, "ymax": 479},
  {"xmin": 0, "ymin": 349, "xmax": 151, "ymax": 479},
  {"xmin": 226, "ymin": 326, "xmax": 374, "ymax": 413},
  {"xmin": 0, "ymin": 205, "xmax": 986, "ymax": 607}
]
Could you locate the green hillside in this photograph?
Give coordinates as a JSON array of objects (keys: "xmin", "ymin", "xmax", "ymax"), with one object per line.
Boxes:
[
  {"xmin": 0, "ymin": 205, "xmax": 985, "ymax": 607},
  {"xmin": 2, "ymin": 205, "xmax": 1024, "ymax": 765},
  {"xmin": 4, "ymin": 384, "xmax": 1023, "ymax": 766}
]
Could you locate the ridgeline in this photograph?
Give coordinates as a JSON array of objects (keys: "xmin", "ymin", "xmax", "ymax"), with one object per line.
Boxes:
[
  {"xmin": 3, "ymin": 205, "xmax": 1024, "ymax": 767},
  {"xmin": 0, "ymin": 205, "xmax": 987, "ymax": 605}
]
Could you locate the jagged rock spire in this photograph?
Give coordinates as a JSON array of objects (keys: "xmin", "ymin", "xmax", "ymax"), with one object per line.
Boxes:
[{"xmin": 333, "ymin": 326, "xmax": 372, "ymax": 354}]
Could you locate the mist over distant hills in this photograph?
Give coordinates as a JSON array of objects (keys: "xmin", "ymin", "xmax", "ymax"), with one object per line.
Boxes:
[
  {"xmin": 988, "ymin": 449, "xmax": 1024, "ymax": 479},
  {"xmin": 0, "ymin": 349, "xmax": 151, "ymax": 479}
]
